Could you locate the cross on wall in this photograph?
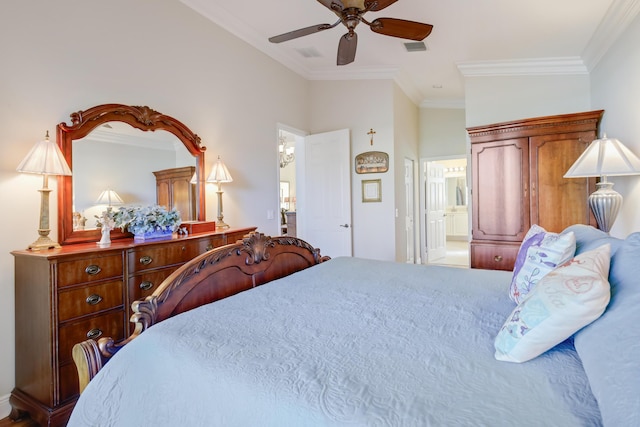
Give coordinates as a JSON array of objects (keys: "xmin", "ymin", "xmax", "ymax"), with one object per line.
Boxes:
[{"xmin": 367, "ymin": 128, "xmax": 376, "ymax": 145}]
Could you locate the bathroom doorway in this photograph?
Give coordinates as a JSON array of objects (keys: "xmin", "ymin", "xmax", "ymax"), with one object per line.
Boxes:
[{"xmin": 421, "ymin": 157, "xmax": 470, "ymax": 267}]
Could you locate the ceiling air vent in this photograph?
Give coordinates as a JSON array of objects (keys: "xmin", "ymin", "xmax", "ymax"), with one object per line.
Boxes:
[
  {"xmin": 404, "ymin": 42, "xmax": 427, "ymax": 52},
  {"xmin": 295, "ymin": 47, "xmax": 323, "ymax": 58}
]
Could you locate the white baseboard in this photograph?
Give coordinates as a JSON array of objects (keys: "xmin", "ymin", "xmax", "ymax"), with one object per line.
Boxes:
[{"xmin": 0, "ymin": 393, "xmax": 11, "ymax": 419}]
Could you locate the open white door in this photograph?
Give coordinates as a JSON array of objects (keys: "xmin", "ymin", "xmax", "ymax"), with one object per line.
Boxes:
[
  {"xmin": 425, "ymin": 161, "xmax": 446, "ymax": 262},
  {"xmin": 297, "ymin": 129, "xmax": 352, "ymax": 257}
]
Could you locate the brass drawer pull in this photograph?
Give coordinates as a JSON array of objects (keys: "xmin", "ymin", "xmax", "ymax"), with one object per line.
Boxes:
[
  {"xmin": 86, "ymin": 328, "xmax": 103, "ymax": 340},
  {"xmin": 494, "ymin": 255, "xmax": 503, "ymax": 262},
  {"xmin": 140, "ymin": 281, "xmax": 154, "ymax": 291},
  {"xmin": 85, "ymin": 294, "xmax": 103, "ymax": 305},
  {"xmin": 206, "ymin": 244, "xmax": 214, "ymax": 251},
  {"xmin": 139, "ymin": 256, "xmax": 153, "ymax": 265},
  {"xmin": 85, "ymin": 264, "xmax": 102, "ymax": 275}
]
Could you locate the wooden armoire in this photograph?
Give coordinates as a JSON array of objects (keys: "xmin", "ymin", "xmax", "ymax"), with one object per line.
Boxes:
[
  {"xmin": 153, "ymin": 166, "xmax": 196, "ymax": 221},
  {"xmin": 468, "ymin": 110, "xmax": 602, "ymax": 270}
]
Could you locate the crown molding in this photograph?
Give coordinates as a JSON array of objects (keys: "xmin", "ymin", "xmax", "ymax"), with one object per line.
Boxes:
[
  {"xmin": 581, "ymin": 0, "xmax": 640, "ymax": 71},
  {"xmin": 456, "ymin": 57, "xmax": 588, "ymax": 77}
]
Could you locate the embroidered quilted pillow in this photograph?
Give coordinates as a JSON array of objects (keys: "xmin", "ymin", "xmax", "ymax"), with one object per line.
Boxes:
[
  {"xmin": 510, "ymin": 224, "xmax": 576, "ymax": 304},
  {"xmin": 495, "ymin": 244, "xmax": 611, "ymax": 363}
]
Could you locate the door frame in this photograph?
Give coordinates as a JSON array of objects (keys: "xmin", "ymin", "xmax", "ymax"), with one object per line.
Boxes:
[
  {"xmin": 404, "ymin": 157, "xmax": 416, "ymax": 263},
  {"xmin": 419, "ymin": 154, "xmax": 472, "ymax": 264},
  {"xmin": 276, "ymin": 123, "xmax": 306, "ymax": 236}
]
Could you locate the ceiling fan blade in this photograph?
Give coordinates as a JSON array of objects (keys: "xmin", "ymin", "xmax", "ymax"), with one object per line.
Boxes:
[
  {"xmin": 317, "ymin": 0, "xmax": 343, "ymax": 12},
  {"xmin": 365, "ymin": 0, "xmax": 398, "ymax": 11},
  {"xmin": 370, "ymin": 18, "xmax": 433, "ymax": 41},
  {"xmin": 269, "ymin": 23, "xmax": 334, "ymax": 43},
  {"xmin": 337, "ymin": 32, "xmax": 358, "ymax": 65}
]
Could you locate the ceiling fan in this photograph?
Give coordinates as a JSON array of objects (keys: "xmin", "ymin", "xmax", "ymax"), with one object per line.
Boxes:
[{"xmin": 269, "ymin": 0, "xmax": 433, "ymax": 66}]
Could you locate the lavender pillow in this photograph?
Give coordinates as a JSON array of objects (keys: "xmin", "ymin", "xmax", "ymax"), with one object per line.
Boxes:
[{"xmin": 509, "ymin": 225, "xmax": 576, "ymax": 304}]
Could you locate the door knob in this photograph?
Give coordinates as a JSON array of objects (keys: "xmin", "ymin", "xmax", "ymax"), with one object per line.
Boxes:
[{"xmin": 340, "ymin": 224, "xmax": 350, "ymax": 228}]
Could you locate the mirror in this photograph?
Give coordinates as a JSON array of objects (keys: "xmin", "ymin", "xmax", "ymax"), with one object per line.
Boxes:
[
  {"xmin": 57, "ymin": 104, "xmax": 206, "ymax": 245},
  {"xmin": 446, "ymin": 176, "xmax": 467, "ymax": 207}
]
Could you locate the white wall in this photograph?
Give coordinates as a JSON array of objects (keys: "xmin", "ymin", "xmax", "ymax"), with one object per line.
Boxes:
[
  {"xmin": 0, "ymin": 0, "xmax": 310, "ymax": 414},
  {"xmin": 393, "ymin": 84, "xmax": 420, "ymax": 262},
  {"xmin": 464, "ymin": 75, "xmax": 591, "ymax": 127},
  {"xmin": 419, "ymin": 108, "xmax": 467, "ymax": 158},
  {"xmin": 590, "ymin": 11, "xmax": 640, "ymax": 238},
  {"xmin": 309, "ymin": 80, "xmax": 396, "ymax": 261}
]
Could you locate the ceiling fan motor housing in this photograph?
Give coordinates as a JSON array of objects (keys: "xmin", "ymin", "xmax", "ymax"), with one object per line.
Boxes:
[{"xmin": 342, "ymin": 0, "xmax": 366, "ymax": 10}]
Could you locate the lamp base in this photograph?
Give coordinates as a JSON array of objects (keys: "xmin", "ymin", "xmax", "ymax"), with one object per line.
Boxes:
[
  {"xmin": 216, "ymin": 219, "xmax": 230, "ymax": 229},
  {"xmin": 589, "ymin": 180, "xmax": 623, "ymax": 233},
  {"xmin": 28, "ymin": 234, "xmax": 61, "ymax": 251}
]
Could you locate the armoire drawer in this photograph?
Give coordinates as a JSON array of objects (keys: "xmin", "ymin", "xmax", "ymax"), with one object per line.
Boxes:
[
  {"xmin": 57, "ymin": 253, "xmax": 123, "ymax": 287},
  {"xmin": 58, "ymin": 280, "xmax": 124, "ymax": 321},
  {"xmin": 128, "ymin": 240, "xmax": 200, "ymax": 273},
  {"xmin": 470, "ymin": 242, "xmax": 519, "ymax": 271}
]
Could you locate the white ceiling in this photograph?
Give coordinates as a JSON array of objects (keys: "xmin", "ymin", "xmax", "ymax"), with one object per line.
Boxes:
[{"xmin": 180, "ymin": 0, "xmax": 639, "ymax": 106}]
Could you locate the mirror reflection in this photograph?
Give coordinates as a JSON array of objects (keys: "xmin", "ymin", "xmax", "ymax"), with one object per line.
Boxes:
[
  {"xmin": 446, "ymin": 176, "xmax": 466, "ymax": 207},
  {"xmin": 72, "ymin": 122, "xmax": 195, "ymax": 230}
]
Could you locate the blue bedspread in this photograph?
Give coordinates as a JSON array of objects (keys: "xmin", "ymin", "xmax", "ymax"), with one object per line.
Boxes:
[{"xmin": 68, "ymin": 257, "xmax": 601, "ymax": 426}]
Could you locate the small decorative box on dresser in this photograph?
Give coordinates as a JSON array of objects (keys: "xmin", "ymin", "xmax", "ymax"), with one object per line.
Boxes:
[
  {"xmin": 10, "ymin": 227, "xmax": 255, "ymax": 427},
  {"xmin": 468, "ymin": 110, "xmax": 601, "ymax": 271}
]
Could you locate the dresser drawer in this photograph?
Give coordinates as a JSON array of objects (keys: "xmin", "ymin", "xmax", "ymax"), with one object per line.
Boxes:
[
  {"xmin": 224, "ymin": 229, "xmax": 250, "ymax": 244},
  {"xmin": 198, "ymin": 234, "xmax": 225, "ymax": 253},
  {"xmin": 128, "ymin": 240, "xmax": 200, "ymax": 273},
  {"xmin": 57, "ymin": 253, "xmax": 123, "ymax": 287},
  {"xmin": 470, "ymin": 242, "xmax": 519, "ymax": 271},
  {"xmin": 58, "ymin": 310, "xmax": 125, "ymax": 365},
  {"xmin": 128, "ymin": 268, "xmax": 177, "ymax": 304},
  {"xmin": 59, "ymin": 361, "xmax": 81, "ymax": 402},
  {"xmin": 58, "ymin": 280, "xmax": 124, "ymax": 321}
]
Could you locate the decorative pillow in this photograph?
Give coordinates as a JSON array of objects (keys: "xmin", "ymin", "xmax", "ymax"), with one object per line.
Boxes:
[
  {"xmin": 495, "ymin": 244, "xmax": 611, "ymax": 363},
  {"xmin": 572, "ymin": 231, "xmax": 640, "ymax": 426},
  {"xmin": 509, "ymin": 224, "xmax": 576, "ymax": 304}
]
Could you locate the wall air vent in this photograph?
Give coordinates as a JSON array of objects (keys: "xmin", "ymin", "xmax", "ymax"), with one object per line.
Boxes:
[{"xmin": 404, "ymin": 42, "xmax": 427, "ymax": 52}]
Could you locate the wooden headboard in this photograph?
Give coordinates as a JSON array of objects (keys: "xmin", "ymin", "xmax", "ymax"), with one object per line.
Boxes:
[{"xmin": 72, "ymin": 232, "xmax": 329, "ymax": 392}]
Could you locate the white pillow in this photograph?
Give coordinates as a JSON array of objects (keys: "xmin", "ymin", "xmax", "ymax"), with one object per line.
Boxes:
[
  {"xmin": 510, "ymin": 224, "xmax": 576, "ymax": 304},
  {"xmin": 495, "ymin": 244, "xmax": 611, "ymax": 363}
]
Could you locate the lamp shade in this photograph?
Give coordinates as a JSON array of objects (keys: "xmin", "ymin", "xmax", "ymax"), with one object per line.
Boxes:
[
  {"xmin": 17, "ymin": 132, "xmax": 72, "ymax": 176},
  {"xmin": 564, "ymin": 135, "xmax": 640, "ymax": 178},
  {"xmin": 206, "ymin": 156, "xmax": 233, "ymax": 183},
  {"xmin": 95, "ymin": 189, "xmax": 124, "ymax": 205}
]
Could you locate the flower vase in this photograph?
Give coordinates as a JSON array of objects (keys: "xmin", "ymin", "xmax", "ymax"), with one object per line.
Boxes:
[
  {"xmin": 133, "ymin": 227, "xmax": 174, "ymax": 242},
  {"xmin": 97, "ymin": 226, "xmax": 111, "ymax": 247}
]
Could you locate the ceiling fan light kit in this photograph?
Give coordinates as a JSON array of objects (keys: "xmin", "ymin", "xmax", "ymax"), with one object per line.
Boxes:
[{"xmin": 269, "ymin": 0, "xmax": 433, "ymax": 66}]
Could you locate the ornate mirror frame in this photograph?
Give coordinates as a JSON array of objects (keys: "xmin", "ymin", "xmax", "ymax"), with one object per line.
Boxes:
[{"xmin": 57, "ymin": 104, "xmax": 206, "ymax": 245}]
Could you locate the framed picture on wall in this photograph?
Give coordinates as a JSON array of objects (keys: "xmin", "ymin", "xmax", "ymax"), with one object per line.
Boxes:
[
  {"xmin": 362, "ymin": 179, "xmax": 382, "ymax": 203},
  {"xmin": 355, "ymin": 151, "xmax": 389, "ymax": 174}
]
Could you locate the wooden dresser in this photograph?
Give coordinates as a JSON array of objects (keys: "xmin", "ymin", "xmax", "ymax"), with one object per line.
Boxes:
[
  {"xmin": 9, "ymin": 227, "xmax": 255, "ymax": 427},
  {"xmin": 468, "ymin": 110, "xmax": 601, "ymax": 270}
]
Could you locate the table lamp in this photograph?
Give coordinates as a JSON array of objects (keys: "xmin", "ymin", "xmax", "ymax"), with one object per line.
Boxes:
[
  {"xmin": 207, "ymin": 156, "xmax": 233, "ymax": 229},
  {"xmin": 564, "ymin": 134, "xmax": 640, "ymax": 232},
  {"xmin": 17, "ymin": 131, "xmax": 73, "ymax": 249}
]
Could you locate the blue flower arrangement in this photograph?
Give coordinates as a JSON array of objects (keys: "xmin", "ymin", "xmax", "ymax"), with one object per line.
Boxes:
[{"xmin": 110, "ymin": 205, "xmax": 182, "ymax": 237}]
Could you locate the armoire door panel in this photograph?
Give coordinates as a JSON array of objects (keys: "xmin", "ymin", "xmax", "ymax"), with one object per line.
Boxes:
[
  {"xmin": 472, "ymin": 138, "xmax": 530, "ymax": 242},
  {"xmin": 530, "ymin": 131, "xmax": 596, "ymax": 231}
]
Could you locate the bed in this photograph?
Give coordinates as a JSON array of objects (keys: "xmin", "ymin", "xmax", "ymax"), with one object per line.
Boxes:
[{"xmin": 69, "ymin": 227, "xmax": 640, "ymax": 426}]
